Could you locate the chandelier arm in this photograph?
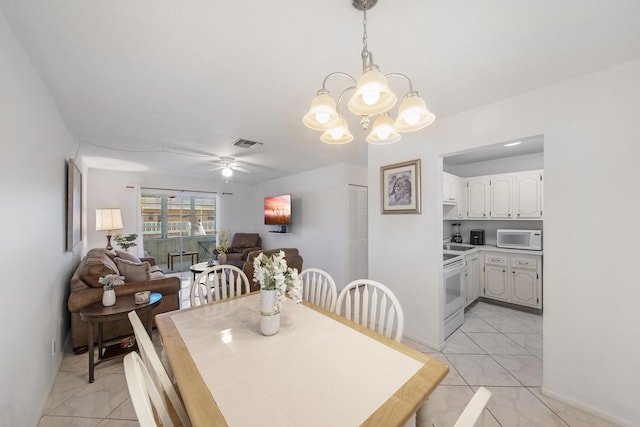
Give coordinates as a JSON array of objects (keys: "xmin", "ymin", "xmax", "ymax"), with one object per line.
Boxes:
[
  {"xmin": 320, "ymin": 72, "xmax": 358, "ymax": 91},
  {"xmin": 384, "ymin": 73, "xmax": 416, "ymax": 94},
  {"xmin": 336, "ymin": 86, "xmax": 357, "ymax": 112}
]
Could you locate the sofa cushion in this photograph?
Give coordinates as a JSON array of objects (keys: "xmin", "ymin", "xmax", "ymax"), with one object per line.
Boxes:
[
  {"xmin": 114, "ymin": 257, "xmax": 151, "ymax": 282},
  {"xmin": 78, "ymin": 254, "xmax": 119, "ymax": 288},
  {"xmin": 87, "ymin": 248, "xmax": 117, "ymax": 260},
  {"xmin": 115, "ymin": 249, "xmax": 141, "ymax": 263}
]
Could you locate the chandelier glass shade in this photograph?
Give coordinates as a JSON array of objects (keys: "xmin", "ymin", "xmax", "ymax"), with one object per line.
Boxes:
[{"xmin": 303, "ymin": 0, "xmax": 435, "ymax": 145}]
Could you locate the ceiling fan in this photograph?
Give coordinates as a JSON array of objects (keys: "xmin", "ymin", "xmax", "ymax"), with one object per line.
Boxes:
[{"xmin": 208, "ymin": 156, "xmax": 250, "ymax": 179}]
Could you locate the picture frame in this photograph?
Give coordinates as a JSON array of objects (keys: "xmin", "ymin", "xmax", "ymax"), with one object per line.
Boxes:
[
  {"xmin": 66, "ymin": 158, "xmax": 82, "ymax": 251},
  {"xmin": 380, "ymin": 159, "xmax": 421, "ymax": 214}
]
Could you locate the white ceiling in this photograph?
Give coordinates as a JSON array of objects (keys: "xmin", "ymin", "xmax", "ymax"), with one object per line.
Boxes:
[{"xmin": 2, "ymin": 1, "xmax": 640, "ymax": 183}]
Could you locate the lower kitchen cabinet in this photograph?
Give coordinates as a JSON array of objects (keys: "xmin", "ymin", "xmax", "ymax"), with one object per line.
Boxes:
[
  {"xmin": 482, "ymin": 252, "xmax": 542, "ymax": 309},
  {"xmin": 464, "ymin": 253, "xmax": 481, "ymax": 307}
]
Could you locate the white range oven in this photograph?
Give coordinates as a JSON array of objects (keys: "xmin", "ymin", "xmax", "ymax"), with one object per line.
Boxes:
[{"xmin": 443, "ymin": 253, "xmax": 466, "ymax": 338}]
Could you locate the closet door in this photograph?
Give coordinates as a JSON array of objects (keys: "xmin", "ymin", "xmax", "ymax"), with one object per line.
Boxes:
[{"xmin": 348, "ymin": 185, "xmax": 368, "ymax": 282}]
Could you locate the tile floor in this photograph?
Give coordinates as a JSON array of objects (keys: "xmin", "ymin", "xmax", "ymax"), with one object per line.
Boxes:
[{"xmin": 39, "ymin": 290, "xmax": 617, "ymax": 426}]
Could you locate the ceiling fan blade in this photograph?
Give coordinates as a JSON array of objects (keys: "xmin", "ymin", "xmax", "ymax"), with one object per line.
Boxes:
[{"xmin": 233, "ymin": 166, "xmax": 251, "ymax": 173}]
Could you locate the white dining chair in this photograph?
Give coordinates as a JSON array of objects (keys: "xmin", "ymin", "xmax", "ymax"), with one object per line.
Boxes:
[
  {"xmin": 334, "ymin": 279, "xmax": 405, "ymax": 342},
  {"xmin": 128, "ymin": 311, "xmax": 192, "ymax": 427},
  {"xmin": 300, "ymin": 268, "xmax": 338, "ymax": 311},
  {"xmin": 190, "ymin": 264, "xmax": 250, "ymax": 306},
  {"xmin": 453, "ymin": 386, "xmax": 492, "ymax": 427},
  {"xmin": 124, "ymin": 351, "xmax": 175, "ymax": 427}
]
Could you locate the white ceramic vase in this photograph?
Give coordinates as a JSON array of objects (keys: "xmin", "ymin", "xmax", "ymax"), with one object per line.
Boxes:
[
  {"xmin": 102, "ymin": 289, "xmax": 116, "ymax": 307},
  {"xmin": 218, "ymin": 252, "xmax": 227, "ymax": 264},
  {"xmin": 260, "ymin": 289, "xmax": 280, "ymax": 336}
]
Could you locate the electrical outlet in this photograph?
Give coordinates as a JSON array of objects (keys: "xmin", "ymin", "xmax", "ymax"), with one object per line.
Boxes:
[{"xmin": 51, "ymin": 338, "xmax": 56, "ymax": 356}]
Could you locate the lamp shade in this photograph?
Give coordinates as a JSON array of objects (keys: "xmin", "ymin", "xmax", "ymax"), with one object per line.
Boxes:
[
  {"xmin": 347, "ymin": 67, "xmax": 397, "ymax": 117},
  {"xmin": 303, "ymin": 92, "xmax": 341, "ymax": 130},
  {"xmin": 394, "ymin": 93, "xmax": 436, "ymax": 132},
  {"xmin": 96, "ymin": 208, "xmax": 123, "ymax": 231},
  {"xmin": 366, "ymin": 113, "xmax": 401, "ymax": 144},
  {"xmin": 320, "ymin": 114, "xmax": 354, "ymax": 144}
]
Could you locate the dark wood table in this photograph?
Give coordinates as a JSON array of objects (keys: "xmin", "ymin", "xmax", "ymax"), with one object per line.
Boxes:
[
  {"xmin": 79, "ymin": 293, "xmax": 162, "ymax": 383},
  {"xmin": 167, "ymin": 251, "xmax": 199, "ymax": 270}
]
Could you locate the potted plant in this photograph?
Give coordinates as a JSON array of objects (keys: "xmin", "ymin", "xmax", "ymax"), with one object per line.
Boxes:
[
  {"xmin": 113, "ymin": 233, "xmax": 138, "ymax": 251},
  {"xmin": 215, "ymin": 230, "xmax": 231, "ymax": 263},
  {"xmin": 98, "ymin": 274, "xmax": 125, "ymax": 306},
  {"xmin": 253, "ymin": 250, "xmax": 302, "ymax": 335}
]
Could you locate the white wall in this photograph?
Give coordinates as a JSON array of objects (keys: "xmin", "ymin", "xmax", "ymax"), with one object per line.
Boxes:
[
  {"xmin": 255, "ymin": 163, "xmax": 367, "ymax": 290},
  {"xmin": 0, "ymin": 12, "xmax": 80, "ymax": 427},
  {"xmin": 85, "ymin": 169, "xmax": 257, "ymax": 255},
  {"xmin": 445, "ymin": 152, "xmax": 544, "ymax": 176},
  {"xmin": 368, "ymin": 60, "xmax": 640, "ymax": 424}
]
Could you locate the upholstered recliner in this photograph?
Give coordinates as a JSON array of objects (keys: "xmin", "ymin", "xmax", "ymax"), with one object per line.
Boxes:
[{"xmin": 219, "ymin": 233, "xmax": 261, "ymax": 262}]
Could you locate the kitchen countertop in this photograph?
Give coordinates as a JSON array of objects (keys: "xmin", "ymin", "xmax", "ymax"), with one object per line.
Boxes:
[{"xmin": 443, "ymin": 243, "xmax": 543, "ymax": 256}]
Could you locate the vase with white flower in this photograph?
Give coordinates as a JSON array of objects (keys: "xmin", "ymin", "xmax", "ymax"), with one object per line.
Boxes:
[
  {"xmin": 98, "ymin": 274, "xmax": 124, "ymax": 306},
  {"xmin": 215, "ymin": 229, "xmax": 231, "ymax": 264},
  {"xmin": 253, "ymin": 250, "xmax": 302, "ymax": 335}
]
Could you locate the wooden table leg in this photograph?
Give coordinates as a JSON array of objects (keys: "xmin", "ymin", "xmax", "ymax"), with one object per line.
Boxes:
[
  {"xmin": 88, "ymin": 321, "xmax": 95, "ymax": 383},
  {"xmin": 416, "ymin": 400, "xmax": 432, "ymax": 427}
]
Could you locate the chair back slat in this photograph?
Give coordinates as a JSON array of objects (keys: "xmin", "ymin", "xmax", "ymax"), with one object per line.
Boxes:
[
  {"xmin": 335, "ymin": 279, "xmax": 405, "ymax": 342},
  {"xmin": 300, "ymin": 268, "xmax": 338, "ymax": 311},
  {"xmin": 190, "ymin": 265, "xmax": 250, "ymax": 306}
]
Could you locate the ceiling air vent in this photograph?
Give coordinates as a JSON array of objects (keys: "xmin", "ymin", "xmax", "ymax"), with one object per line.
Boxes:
[{"xmin": 231, "ymin": 139, "xmax": 263, "ymax": 150}]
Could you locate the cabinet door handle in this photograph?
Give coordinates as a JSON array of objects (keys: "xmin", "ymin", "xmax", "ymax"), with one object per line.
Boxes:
[{"xmin": 517, "ymin": 213, "xmax": 521, "ymax": 217}]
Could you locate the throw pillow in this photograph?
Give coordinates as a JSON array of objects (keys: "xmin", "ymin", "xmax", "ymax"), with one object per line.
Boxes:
[
  {"xmin": 114, "ymin": 257, "xmax": 151, "ymax": 282},
  {"xmin": 78, "ymin": 254, "xmax": 119, "ymax": 288},
  {"xmin": 115, "ymin": 249, "xmax": 141, "ymax": 263}
]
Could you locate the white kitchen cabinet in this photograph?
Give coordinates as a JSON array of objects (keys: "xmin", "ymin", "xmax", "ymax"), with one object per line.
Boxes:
[
  {"xmin": 456, "ymin": 179, "xmax": 467, "ymax": 218},
  {"xmin": 443, "ymin": 172, "xmax": 458, "ymax": 204},
  {"xmin": 482, "ymin": 251, "xmax": 542, "ymax": 309},
  {"xmin": 467, "ymin": 178, "xmax": 490, "ymax": 218},
  {"xmin": 483, "ymin": 253, "xmax": 510, "ymax": 302},
  {"xmin": 464, "ymin": 253, "xmax": 481, "ymax": 307},
  {"xmin": 490, "ymin": 174, "xmax": 513, "ymax": 218},
  {"xmin": 515, "ymin": 170, "xmax": 543, "ymax": 218}
]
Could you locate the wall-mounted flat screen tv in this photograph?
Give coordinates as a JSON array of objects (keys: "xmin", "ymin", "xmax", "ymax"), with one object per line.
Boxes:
[{"xmin": 264, "ymin": 194, "xmax": 291, "ymax": 225}]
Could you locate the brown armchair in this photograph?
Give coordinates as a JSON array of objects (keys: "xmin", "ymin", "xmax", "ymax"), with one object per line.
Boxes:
[{"xmin": 218, "ymin": 233, "xmax": 261, "ymax": 262}]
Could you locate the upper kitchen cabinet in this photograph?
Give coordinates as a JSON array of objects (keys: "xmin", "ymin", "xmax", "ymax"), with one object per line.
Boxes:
[
  {"xmin": 490, "ymin": 174, "xmax": 514, "ymax": 218},
  {"xmin": 467, "ymin": 177, "xmax": 490, "ymax": 218},
  {"xmin": 515, "ymin": 170, "xmax": 543, "ymax": 218},
  {"xmin": 445, "ymin": 170, "xmax": 543, "ymax": 220},
  {"xmin": 443, "ymin": 172, "xmax": 458, "ymax": 204}
]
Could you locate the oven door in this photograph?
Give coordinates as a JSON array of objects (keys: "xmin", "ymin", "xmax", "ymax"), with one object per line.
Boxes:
[{"xmin": 443, "ymin": 259, "xmax": 466, "ymax": 319}]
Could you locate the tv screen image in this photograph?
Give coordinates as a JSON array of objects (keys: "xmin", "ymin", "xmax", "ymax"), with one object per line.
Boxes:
[{"xmin": 264, "ymin": 194, "xmax": 291, "ymax": 225}]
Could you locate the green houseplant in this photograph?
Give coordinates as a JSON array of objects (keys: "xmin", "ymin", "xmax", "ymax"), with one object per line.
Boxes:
[{"xmin": 113, "ymin": 233, "xmax": 138, "ymax": 251}]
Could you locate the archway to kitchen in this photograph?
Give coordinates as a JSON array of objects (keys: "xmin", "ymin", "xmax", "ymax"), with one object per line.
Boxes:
[{"xmin": 440, "ymin": 133, "xmax": 544, "ymax": 353}]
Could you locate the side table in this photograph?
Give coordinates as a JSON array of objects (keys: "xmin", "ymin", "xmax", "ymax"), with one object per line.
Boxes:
[
  {"xmin": 79, "ymin": 293, "xmax": 162, "ymax": 383},
  {"xmin": 167, "ymin": 251, "xmax": 198, "ymax": 270}
]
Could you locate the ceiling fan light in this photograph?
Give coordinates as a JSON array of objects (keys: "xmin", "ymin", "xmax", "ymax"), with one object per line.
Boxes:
[
  {"xmin": 366, "ymin": 113, "xmax": 401, "ymax": 144},
  {"xmin": 303, "ymin": 92, "xmax": 341, "ymax": 130},
  {"xmin": 222, "ymin": 167, "xmax": 233, "ymax": 177},
  {"xmin": 347, "ymin": 68, "xmax": 397, "ymax": 116},
  {"xmin": 320, "ymin": 115, "xmax": 353, "ymax": 144},
  {"xmin": 394, "ymin": 93, "xmax": 435, "ymax": 132}
]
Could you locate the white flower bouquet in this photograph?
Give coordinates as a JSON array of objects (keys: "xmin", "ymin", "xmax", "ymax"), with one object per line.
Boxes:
[{"xmin": 253, "ymin": 250, "xmax": 302, "ymax": 311}]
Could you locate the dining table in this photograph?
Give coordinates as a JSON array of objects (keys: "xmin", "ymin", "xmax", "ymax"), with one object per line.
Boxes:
[{"xmin": 155, "ymin": 292, "xmax": 449, "ymax": 427}]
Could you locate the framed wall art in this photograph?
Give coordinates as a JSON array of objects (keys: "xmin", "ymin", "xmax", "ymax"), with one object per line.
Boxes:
[
  {"xmin": 66, "ymin": 158, "xmax": 82, "ymax": 251},
  {"xmin": 380, "ymin": 159, "xmax": 421, "ymax": 214}
]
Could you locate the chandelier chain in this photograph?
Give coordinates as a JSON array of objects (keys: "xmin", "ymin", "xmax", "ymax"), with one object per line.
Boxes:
[{"xmin": 361, "ymin": 5, "xmax": 368, "ymax": 59}]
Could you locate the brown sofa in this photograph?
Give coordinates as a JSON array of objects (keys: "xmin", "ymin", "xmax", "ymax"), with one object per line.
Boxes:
[
  {"xmin": 216, "ymin": 233, "xmax": 261, "ymax": 262},
  {"xmin": 68, "ymin": 248, "xmax": 180, "ymax": 352},
  {"xmin": 243, "ymin": 248, "xmax": 303, "ymax": 292}
]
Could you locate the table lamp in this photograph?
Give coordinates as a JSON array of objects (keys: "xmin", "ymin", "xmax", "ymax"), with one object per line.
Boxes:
[{"xmin": 96, "ymin": 208, "xmax": 123, "ymax": 250}]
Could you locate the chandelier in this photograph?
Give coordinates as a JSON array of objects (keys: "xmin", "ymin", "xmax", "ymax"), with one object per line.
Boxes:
[{"xmin": 303, "ymin": 0, "xmax": 435, "ymax": 145}]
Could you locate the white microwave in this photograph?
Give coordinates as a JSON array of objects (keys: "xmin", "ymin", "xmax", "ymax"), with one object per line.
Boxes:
[{"xmin": 496, "ymin": 229, "xmax": 542, "ymax": 250}]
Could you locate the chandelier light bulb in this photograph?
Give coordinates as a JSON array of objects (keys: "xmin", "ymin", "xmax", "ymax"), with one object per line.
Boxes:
[
  {"xmin": 362, "ymin": 89, "xmax": 380, "ymax": 106},
  {"xmin": 315, "ymin": 112, "xmax": 331, "ymax": 124},
  {"xmin": 366, "ymin": 113, "xmax": 401, "ymax": 144},
  {"xmin": 394, "ymin": 92, "xmax": 435, "ymax": 132},
  {"xmin": 320, "ymin": 114, "xmax": 353, "ymax": 144},
  {"xmin": 303, "ymin": 92, "xmax": 341, "ymax": 130}
]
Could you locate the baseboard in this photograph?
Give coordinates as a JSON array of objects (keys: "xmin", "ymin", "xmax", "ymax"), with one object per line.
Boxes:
[
  {"xmin": 402, "ymin": 331, "xmax": 445, "ymax": 352},
  {"xmin": 541, "ymin": 386, "xmax": 638, "ymax": 427}
]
